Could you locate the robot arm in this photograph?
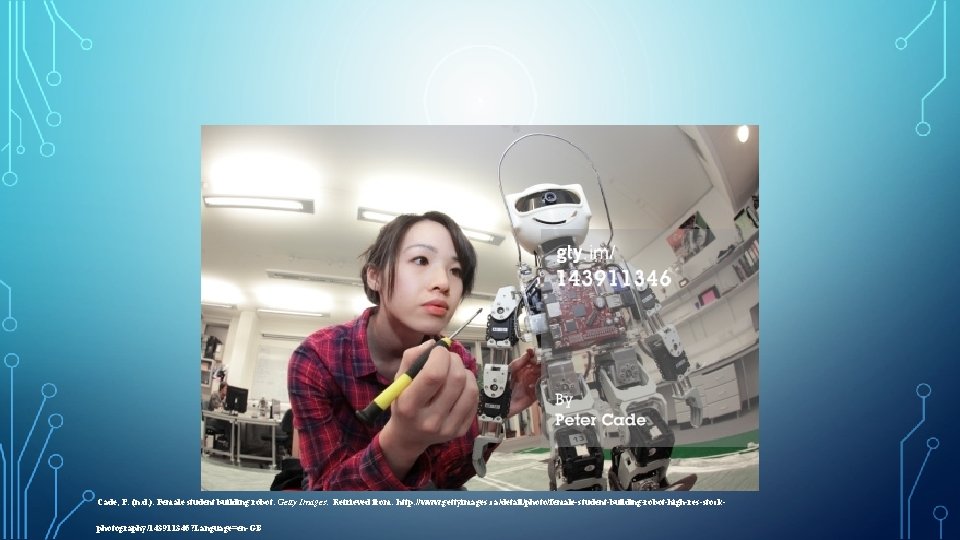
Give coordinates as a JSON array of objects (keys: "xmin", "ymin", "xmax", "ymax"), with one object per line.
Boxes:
[
  {"xmin": 629, "ymin": 275, "xmax": 703, "ymax": 428},
  {"xmin": 471, "ymin": 286, "xmax": 524, "ymax": 477}
]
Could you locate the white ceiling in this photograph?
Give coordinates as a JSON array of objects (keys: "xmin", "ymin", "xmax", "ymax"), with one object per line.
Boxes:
[{"xmin": 200, "ymin": 125, "xmax": 758, "ymax": 332}]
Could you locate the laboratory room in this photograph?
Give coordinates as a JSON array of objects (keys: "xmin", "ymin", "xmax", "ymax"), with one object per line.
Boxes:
[{"xmin": 199, "ymin": 125, "xmax": 760, "ymax": 492}]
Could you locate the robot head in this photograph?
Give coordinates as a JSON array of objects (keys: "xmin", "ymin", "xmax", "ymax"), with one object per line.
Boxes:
[{"xmin": 505, "ymin": 183, "xmax": 592, "ymax": 254}]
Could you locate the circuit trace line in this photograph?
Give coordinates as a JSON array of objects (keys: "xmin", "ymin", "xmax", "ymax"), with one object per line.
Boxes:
[
  {"xmin": 899, "ymin": 383, "xmax": 930, "ymax": 539},
  {"xmin": 895, "ymin": 1, "xmax": 949, "ymax": 136}
]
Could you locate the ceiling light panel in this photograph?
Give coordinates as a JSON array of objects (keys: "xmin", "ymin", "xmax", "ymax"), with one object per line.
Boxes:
[
  {"xmin": 204, "ymin": 196, "xmax": 315, "ymax": 213},
  {"xmin": 357, "ymin": 207, "xmax": 504, "ymax": 245},
  {"xmin": 266, "ymin": 270, "xmax": 363, "ymax": 287},
  {"xmin": 257, "ymin": 308, "xmax": 327, "ymax": 317}
]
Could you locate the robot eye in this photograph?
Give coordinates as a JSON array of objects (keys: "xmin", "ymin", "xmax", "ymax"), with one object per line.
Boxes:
[{"xmin": 514, "ymin": 189, "xmax": 582, "ymax": 211}]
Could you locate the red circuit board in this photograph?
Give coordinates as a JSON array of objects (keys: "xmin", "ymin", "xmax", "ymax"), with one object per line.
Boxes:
[{"xmin": 543, "ymin": 264, "xmax": 627, "ymax": 351}]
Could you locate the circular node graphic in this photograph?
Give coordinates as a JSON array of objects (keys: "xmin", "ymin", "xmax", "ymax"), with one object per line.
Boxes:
[
  {"xmin": 916, "ymin": 383, "xmax": 931, "ymax": 398},
  {"xmin": 423, "ymin": 45, "xmax": 538, "ymax": 124},
  {"xmin": 83, "ymin": 489, "xmax": 96, "ymax": 502},
  {"xmin": 933, "ymin": 505, "xmax": 948, "ymax": 520},
  {"xmin": 4, "ymin": 353, "xmax": 20, "ymax": 368},
  {"xmin": 895, "ymin": 37, "xmax": 908, "ymax": 50},
  {"xmin": 2, "ymin": 316, "xmax": 17, "ymax": 330},
  {"xmin": 47, "ymin": 111, "xmax": 62, "ymax": 127},
  {"xmin": 916, "ymin": 122, "xmax": 931, "ymax": 137},
  {"xmin": 46, "ymin": 70, "xmax": 62, "ymax": 86},
  {"xmin": 42, "ymin": 383, "xmax": 58, "ymax": 398},
  {"xmin": 80, "ymin": 38, "xmax": 93, "ymax": 50},
  {"xmin": 48, "ymin": 454, "xmax": 64, "ymax": 470},
  {"xmin": 1, "ymin": 172, "xmax": 18, "ymax": 187},
  {"xmin": 927, "ymin": 437, "xmax": 940, "ymax": 450},
  {"xmin": 48, "ymin": 413, "xmax": 64, "ymax": 429},
  {"xmin": 40, "ymin": 141, "xmax": 56, "ymax": 157},
  {"xmin": 16, "ymin": 145, "xmax": 24, "ymax": 155}
]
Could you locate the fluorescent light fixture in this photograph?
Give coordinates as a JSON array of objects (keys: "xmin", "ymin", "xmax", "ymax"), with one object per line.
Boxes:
[
  {"xmin": 204, "ymin": 196, "xmax": 315, "ymax": 213},
  {"xmin": 357, "ymin": 207, "xmax": 504, "ymax": 245},
  {"xmin": 201, "ymin": 302, "xmax": 237, "ymax": 310},
  {"xmin": 266, "ymin": 269, "xmax": 363, "ymax": 287},
  {"xmin": 262, "ymin": 333, "xmax": 309, "ymax": 342},
  {"xmin": 462, "ymin": 229, "xmax": 497, "ymax": 244},
  {"xmin": 357, "ymin": 208, "xmax": 401, "ymax": 223},
  {"xmin": 460, "ymin": 227, "xmax": 504, "ymax": 246},
  {"xmin": 257, "ymin": 308, "xmax": 327, "ymax": 317},
  {"xmin": 736, "ymin": 125, "xmax": 750, "ymax": 143}
]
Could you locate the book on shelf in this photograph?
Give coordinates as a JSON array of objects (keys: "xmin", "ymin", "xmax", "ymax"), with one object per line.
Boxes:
[{"xmin": 734, "ymin": 239, "xmax": 760, "ymax": 280}]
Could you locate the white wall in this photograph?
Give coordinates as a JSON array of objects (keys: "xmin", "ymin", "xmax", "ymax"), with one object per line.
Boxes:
[{"xmin": 627, "ymin": 187, "xmax": 741, "ymax": 296}]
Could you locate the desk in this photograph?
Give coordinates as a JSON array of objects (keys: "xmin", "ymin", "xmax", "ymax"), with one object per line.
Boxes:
[
  {"xmin": 235, "ymin": 415, "xmax": 281, "ymax": 470},
  {"xmin": 201, "ymin": 411, "xmax": 237, "ymax": 464},
  {"xmin": 656, "ymin": 341, "xmax": 759, "ymax": 424}
]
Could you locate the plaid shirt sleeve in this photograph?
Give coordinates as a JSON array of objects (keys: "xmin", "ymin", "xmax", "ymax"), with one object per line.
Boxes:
[
  {"xmin": 288, "ymin": 315, "xmax": 494, "ymax": 491},
  {"xmin": 288, "ymin": 344, "xmax": 433, "ymax": 491}
]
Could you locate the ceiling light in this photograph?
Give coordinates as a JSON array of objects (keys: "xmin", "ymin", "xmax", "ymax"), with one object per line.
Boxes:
[
  {"xmin": 736, "ymin": 125, "xmax": 750, "ymax": 143},
  {"xmin": 357, "ymin": 207, "xmax": 504, "ymax": 245},
  {"xmin": 201, "ymin": 302, "xmax": 237, "ymax": 310},
  {"xmin": 357, "ymin": 208, "xmax": 401, "ymax": 223},
  {"xmin": 204, "ymin": 196, "xmax": 315, "ymax": 213},
  {"xmin": 462, "ymin": 229, "xmax": 505, "ymax": 245},
  {"xmin": 261, "ymin": 333, "xmax": 309, "ymax": 342},
  {"xmin": 266, "ymin": 270, "xmax": 362, "ymax": 287},
  {"xmin": 257, "ymin": 308, "xmax": 327, "ymax": 317}
]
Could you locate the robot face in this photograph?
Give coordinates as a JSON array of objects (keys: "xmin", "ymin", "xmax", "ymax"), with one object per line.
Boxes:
[{"xmin": 506, "ymin": 183, "xmax": 592, "ymax": 254}]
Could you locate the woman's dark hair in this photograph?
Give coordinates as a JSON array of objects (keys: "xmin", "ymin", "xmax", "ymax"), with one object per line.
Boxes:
[{"xmin": 360, "ymin": 211, "xmax": 477, "ymax": 304}]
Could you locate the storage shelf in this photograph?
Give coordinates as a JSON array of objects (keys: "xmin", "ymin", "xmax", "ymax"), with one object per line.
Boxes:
[
  {"xmin": 661, "ymin": 231, "xmax": 759, "ymax": 313},
  {"xmin": 670, "ymin": 272, "xmax": 758, "ymax": 327}
]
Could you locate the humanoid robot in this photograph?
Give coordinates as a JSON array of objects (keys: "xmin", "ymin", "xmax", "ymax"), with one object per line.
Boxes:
[{"xmin": 471, "ymin": 138, "xmax": 704, "ymax": 491}]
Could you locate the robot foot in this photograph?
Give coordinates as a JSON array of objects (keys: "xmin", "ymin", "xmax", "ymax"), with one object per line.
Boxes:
[
  {"xmin": 607, "ymin": 470, "xmax": 697, "ymax": 491},
  {"xmin": 549, "ymin": 453, "xmax": 606, "ymax": 491}
]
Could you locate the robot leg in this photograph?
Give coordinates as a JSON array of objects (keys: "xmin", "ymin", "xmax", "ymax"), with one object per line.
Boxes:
[
  {"xmin": 608, "ymin": 408, "xmax": 675, "ymax": 490},
  {"xmin": 540, "ymin": 352, "xmax": 605, "ymax": 491},
  {"xmin": 593, "ymin": 346, "xmax": 675, "ymax": 490}
]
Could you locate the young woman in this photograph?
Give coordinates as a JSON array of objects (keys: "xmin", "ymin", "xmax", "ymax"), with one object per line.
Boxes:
[{"xmin": 288, "ymin": 211, "xmax": 538, "ymax": 490}]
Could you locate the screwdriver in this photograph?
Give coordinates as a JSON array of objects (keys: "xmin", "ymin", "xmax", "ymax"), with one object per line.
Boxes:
[{"xmin": 356, "ymin": 308, "xmax": 483, "ymax": 425}]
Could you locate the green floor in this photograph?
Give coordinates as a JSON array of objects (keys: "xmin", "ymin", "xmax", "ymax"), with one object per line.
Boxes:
[{"xmin": 516, "ymin": 429, "xmax": 760, "ymax": 459}]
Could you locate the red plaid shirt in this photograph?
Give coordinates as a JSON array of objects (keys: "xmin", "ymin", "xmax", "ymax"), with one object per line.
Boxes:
[{"xmin": 288, "ymin": 307, "xmax": 489, "ymax": 490}]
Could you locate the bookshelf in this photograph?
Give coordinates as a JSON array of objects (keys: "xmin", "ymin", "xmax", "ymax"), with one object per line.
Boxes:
[{"xmin": 661, "ymin": 231, "xmax": 759, "ymax": 314}]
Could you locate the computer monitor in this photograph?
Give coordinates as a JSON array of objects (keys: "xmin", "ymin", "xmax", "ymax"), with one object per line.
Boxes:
[{"xmin": 224, "ymin": 386, "xmax": 249, "ymax": 413}]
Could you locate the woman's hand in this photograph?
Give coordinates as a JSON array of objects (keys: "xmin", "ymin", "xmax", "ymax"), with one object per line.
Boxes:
[{"xmin": 379, "ymin": 340, "xmax": 479, "ymax": 477}]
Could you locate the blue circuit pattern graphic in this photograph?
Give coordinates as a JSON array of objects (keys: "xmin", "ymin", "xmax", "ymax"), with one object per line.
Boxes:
[
  {"xmin": 895, "ymin": 1, "xmax": 949, "ymax": 136},
  {"xmin": 2, "ymin": 1, "xmax": 92, "ymax": 187},
  {"xmin": 899, "ymin": 383, "xmax": 948, "ymax": 539},
  {"xmin": 2, "ymin": 278, "xmax": 93, "ymax": 539}
]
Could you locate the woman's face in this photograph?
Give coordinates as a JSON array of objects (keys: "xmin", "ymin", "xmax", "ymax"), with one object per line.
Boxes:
[{"xmin": 370, "ymin": 219, "xmax": 464, "ymax": 337}]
